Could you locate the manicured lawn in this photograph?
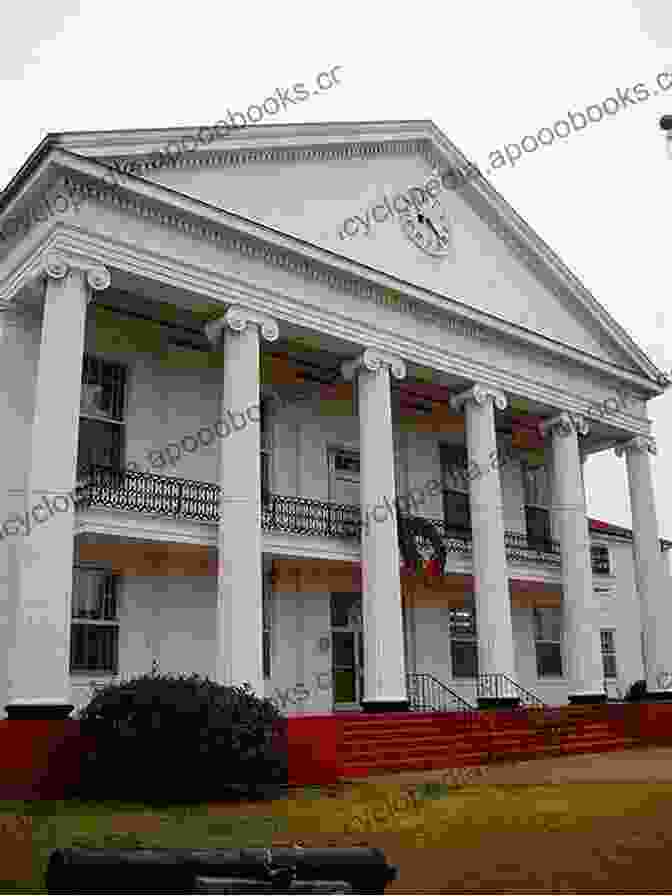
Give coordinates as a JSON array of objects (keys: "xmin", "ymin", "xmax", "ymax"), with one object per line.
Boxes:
[{"xmin": 5, "ymin": 777, "xmax": 672, "ymax": 892}]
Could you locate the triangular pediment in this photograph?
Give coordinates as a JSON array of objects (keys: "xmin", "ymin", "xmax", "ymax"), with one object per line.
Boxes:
[{"xmin": 7, "ymin": 121, "xmax": 664, "ymax": 382}]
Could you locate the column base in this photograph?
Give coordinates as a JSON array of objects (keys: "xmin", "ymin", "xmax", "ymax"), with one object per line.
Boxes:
[
  {"xmin": 641, "ymin": 690, "xmax": 672, "ymax": 702},
  {"xmin": 361, "ymin": 700, "xmax": 410, "ymax": 713},
  {"xmin": 5, "ymin": 703, "xmax": 74, "ymax": 720},
  {"xmin": 568, "ymin": 693, "xmax": 607, "ymax": 705},
  {"xmin": 477, "ymin": 697, "xmax": 521, "ymax": 710}
]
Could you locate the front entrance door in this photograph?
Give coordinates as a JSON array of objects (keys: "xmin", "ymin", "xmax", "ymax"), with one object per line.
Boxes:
[{"xmin": 331, "ymin": 594, "xmax": 364, "ymax": 710}]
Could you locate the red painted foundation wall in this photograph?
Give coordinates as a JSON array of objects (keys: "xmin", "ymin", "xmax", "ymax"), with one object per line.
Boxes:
[{"xmin": 4, "ymin": 704, "xmax": 672, "ymax": 798}]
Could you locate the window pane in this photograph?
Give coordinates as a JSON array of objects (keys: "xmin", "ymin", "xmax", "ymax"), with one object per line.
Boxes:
[
  {"xmin": 441, "ymin": 445, "xmax": 469, "ymax": 492},
  {"xmin": 534, "ymin": 607, "xmax": 562, "ymax": 642},
  {"xmin": 77, "ymin": 419, "xmax": 123, "ymax": 473},
  {"xmin": 70, "ymin": 623, "xmax": 118, "ymax": 673},
  {"xmin": 449, "ymin": 606, "xmax": 476, "ymax": 637},
  {"xmin": 526, "ymin": 506, "xmax": 551, "ymax": 548},
  {"xmin": 81, "ymin": 356, "xmax": 127, "ymax": 421},
  {"xmin": 536, "ymin": 643, "xmax": 562, "ymax": 677},
  {"xmin": 443, "ymin": 490, "xmax": 471, "ymax": 531},
  {"xmin": 451, "ymin": 641, "xmax": 478, "ymax": 678},
  {"xmin": 72, "ymin": 569, "xmax": 117, "ymax": 620},
  {"xmin": 603, "ymin": 653, "xmax": 617, "ymax": 678}
]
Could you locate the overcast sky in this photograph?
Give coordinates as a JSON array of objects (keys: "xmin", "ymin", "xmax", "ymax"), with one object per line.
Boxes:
[{"xmin": 1, "ymin": 0, "xmax": 670, "ymax": 538}]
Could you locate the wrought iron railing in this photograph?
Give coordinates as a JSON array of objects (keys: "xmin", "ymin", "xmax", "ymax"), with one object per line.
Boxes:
[
  {"xmin": 75, "ymin": 465, "xmax": 221, "ymax": 520},
  {"xmin": 477, "ymin": 673, "xmax": 546, "ymax": 707},
  {"xmin": 75, "ymin": 468, "xmax": 610, "ymax": 574},
  {"xmin": 407, "ymin": 672, "xmax": 476, "ymax": 713},
  {"xmin": 261, "ymin": 493, "xmax": 361, "ymax": 539}
]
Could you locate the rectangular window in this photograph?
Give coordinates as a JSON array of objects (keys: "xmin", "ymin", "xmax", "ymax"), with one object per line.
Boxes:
[
  {"xmin": 601, "ymin": 629, "xmax": 617, "ymax": 679},
  {"xmin": 523, "ymin": 463, "xmax": 551, "ymax": 551},
  {"xmin": 260, "ymin": 399, "xmax": 272, "ymax": 505},
  {"xmin": 70, "ymin": 567, "xmax": 119, "ymax": 674},
  {"xmin": 591, "ymin": 545, "xmax": 611, "ymax": 575},
  {"xmin": 440, "ymin": 445, "xmax": 471, "ymax": 533},
  {"xmin": 533, "ymin": 606, "xmax": 563, "ymax": 677},
  {"xmin": 449, "ymin": 602, "xmax": 478, "ymax": 678},
  {"xmin": 262, "ymin": 580, "xmax": 272, "ymax": 679},
  {"xmin": 329, "ymin": 448, "xmax": 360, "ymax": 505},
  {"xmin": 81, "ymin": 356, "xmax": 127, "ymax": 421},
  {"xmin": 78, "ymin": 356, "xmax": 127, "ymax": 477}
]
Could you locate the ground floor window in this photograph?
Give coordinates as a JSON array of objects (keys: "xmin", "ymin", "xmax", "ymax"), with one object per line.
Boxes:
[
  {"xmin": 449, "ymin": 602, "xmax": 478, "ymax": 677},
  {"xmin": 262, "ymin": 583, "xmax": 273, "ymax": 679},
  {"xmin": 600, "ymin": 629, "xmax": 617, "ymax": 679},
  {"xmin": 533, "ymin": 606, "xmax": 563, "ymax": 677},
  {"xmin": 70, "ymin": 567, "xmax": 119, "ymax": 674}
]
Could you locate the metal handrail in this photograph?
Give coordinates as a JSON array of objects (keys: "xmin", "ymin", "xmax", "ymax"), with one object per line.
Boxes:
[
  {"xmin": 407, "ymin": 672, "xmax": 476, "ymax": 712},
  {"xmin": 477, "ymin": 672, "xmax": 546, "ymax": 707}
]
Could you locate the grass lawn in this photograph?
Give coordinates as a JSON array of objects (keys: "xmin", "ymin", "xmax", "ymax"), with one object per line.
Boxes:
[
  {"xmin": 5, "ymin": 777, "xmax": 672, "ymax": 892},
  {"xmin": 0, "ymin": 798, "xmax": 289, "ymax": 894}
]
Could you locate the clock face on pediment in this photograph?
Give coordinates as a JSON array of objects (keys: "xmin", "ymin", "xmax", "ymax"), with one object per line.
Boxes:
[{"xmin": 400, "ymin": 193, "xmax": 452, "ymax": 258}]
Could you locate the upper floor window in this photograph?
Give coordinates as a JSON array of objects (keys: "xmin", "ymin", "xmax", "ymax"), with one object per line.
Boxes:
[
  {"xmin": 78, "ymin": 356, "xmax": 127, "ymax": 475},
  {"xmin": 440, "ymin": 444, "xmax": 471, "ymax": 533},
  {"xmin": 329, "ymin": 448, "xmax": 360, "ymax": 505},
  {"xmin": 260, "ymin": 398, "xmax": 273, "ymax": 503},
  {"xmin": 81, "ymin": 356, "xmax": 127, "ymax": 421},
  {"xmin": 591, "ymin": 544, "xmax": 611, "ymax": 575},
  {"xmin": 523, "ymin": 463, "xmax": 552, "ymax": 551}
]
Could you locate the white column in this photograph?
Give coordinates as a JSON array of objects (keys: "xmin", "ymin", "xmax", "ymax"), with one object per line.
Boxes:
[
  {"xmin": 206, "ymin": 306, "xmax": 278, "ymax": 696},
  {"xmin": 450, "ymin": 384, "xmax": 517, "ymax": 706},
  {"xmin": 342, "ymin": 348, "xmax": 408, "ymax": 711},
  {"xmin": 540, "ymin": 412, "xmax": 604, "ymax": 702},
  {"xmin": 615, "ymin": 436, "xmax": 669, "ymax": 695},
  {"xmin": 6, "ymin": 253, "xmax": 110, "ymax": 718}
]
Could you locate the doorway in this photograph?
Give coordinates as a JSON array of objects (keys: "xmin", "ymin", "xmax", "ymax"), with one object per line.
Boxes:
[{"xmin": 331, "ymin": 593, "xmax": 364, "ymax": 710}]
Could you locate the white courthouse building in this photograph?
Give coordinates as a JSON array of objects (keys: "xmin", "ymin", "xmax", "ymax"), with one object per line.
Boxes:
[{"xmin": 0, "ymin": 120, "xmax": 670, "ymax": 720}]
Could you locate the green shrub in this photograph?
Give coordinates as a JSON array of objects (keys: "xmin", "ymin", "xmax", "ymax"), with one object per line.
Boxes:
[
  {"xmin": 76, "ymin": 674, "xmax": 287, "ymax": 802},
  {"xmin": 625, "ymin": 679, "xmax": 648, "ymax": 702}
]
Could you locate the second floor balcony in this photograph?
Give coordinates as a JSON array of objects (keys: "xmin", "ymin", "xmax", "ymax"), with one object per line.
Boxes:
[{"xmin": 74, "ymin": 465, "xmax": 611, "ymax": 575}]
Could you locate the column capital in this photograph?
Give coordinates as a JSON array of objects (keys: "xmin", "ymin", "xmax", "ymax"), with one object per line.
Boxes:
[
  {"xmin": 43, "ymin": 252, "xmax": 111, "ymax": 297},
  {"xmin": 614, "ymin": 435, "xmax": 657, "ymax": 458},
  {"xmin": 539, "ymin": 411, "xmax": 589, "ymax": 439},
  {"xmin": 449, "ymin": 383, "xmax": 507, "ymax": 413},
  {"xmin": 341, "ymin": 348, "xmax": 406, "ymax": 382},
  {"xmin": 205, "ymin": 305, "xmax": 279, "ymax": 347}
]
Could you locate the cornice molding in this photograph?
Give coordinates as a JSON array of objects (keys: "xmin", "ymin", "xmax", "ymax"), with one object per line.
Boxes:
[
  {"xmin": 450, "ymin": 383, "xmax": 507, "ymax": 412},
  {"xmin": 341, "ymin": 348, "xmax": 406, "ymax": 382},
  {"xmin": 614, "ymin": 435, "xmax": 657, "ymax": 458},
  {"xmin": 108, "ymin": 137, "xmax": 434, "ymax": 177},
  {"xmin": 205, "ymin": 305, "xmax": 279, "ymax": 346}
]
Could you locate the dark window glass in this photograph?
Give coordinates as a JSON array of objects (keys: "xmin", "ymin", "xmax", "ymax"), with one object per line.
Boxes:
[
  {"xmin": 81, "ymin": 356, "xmax": 127, "ymax": 421},
  {"xmin": 601, "ymin": 629, "xmax": 617, "ymax": 679},
  {"xmin": 449, "ymin": 603, "xmax": 478, "ymax": 677},
  {"xmin": 535, "ymin": 642, "xmax": 563, "ymax": 678},
  {"xmin": 534, "ymin": 607, "xmax": 563, "ymax": 677},
  {"xmin": 77, "ymin": 418, "xmax": 123, "ymax": 475},
  {"xmin": 443, "ymin": 490, "xmax": 471, "ymax": 532},
  {"xmin": 525, "ymin": 505, "xmax": 551, "ymax": 550}
]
